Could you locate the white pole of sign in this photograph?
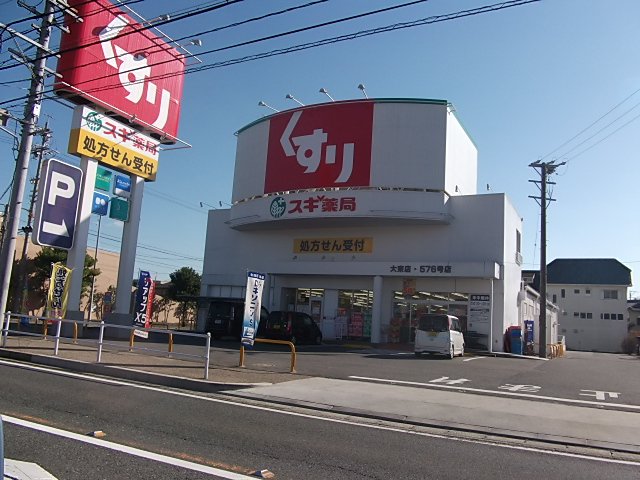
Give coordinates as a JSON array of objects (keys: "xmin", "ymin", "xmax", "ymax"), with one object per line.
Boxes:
[
  {"xmin": 111, "ymin": 175, "xmax": 145, "ymax": 338},
  {"xmin": 64, "ymin": 156, "xmax": 98, "ymax": 336}
]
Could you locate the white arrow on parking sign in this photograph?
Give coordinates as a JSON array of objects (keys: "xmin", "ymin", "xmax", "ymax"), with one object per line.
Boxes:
[{"xmin": 32, "ymin": 159, "xmax": 83, "ymax": 250}]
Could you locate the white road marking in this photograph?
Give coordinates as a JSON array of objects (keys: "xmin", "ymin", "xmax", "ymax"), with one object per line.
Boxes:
[
  {"xmin": 463, "ymin": 356, "xmax": 486, "ymax": 361},
  {"xmin": 1, "ymin": 359, "xmax": 639, "ymax": 467},
  {"xmin": 2, "ymin": 415, "xmax": 257, "ymax": 479},
  {"xmin": 348, "ymin": 376, "xmax": 640, "ymax": 410}
]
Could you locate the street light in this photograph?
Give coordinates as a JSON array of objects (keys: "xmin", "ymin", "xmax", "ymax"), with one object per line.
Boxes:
[
  {"xmin": 258, "ymin": 101, "xmax": 279, "ymax": 113},
  {"xmin": 358, "ymin": 84, "xmax": 368, "ymax": 99},
  {"xmin": 285, "ymin": 94, "xmax": 304, "ymax": 106},
  {"xmin": 319, "ymin": 88, "xmax": 334, "ymax": 102}
]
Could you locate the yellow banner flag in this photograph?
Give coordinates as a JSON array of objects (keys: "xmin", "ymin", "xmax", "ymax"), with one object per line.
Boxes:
[{"xmin": 46, "ymin": 263, "xmax": 72, "ymax": 318}]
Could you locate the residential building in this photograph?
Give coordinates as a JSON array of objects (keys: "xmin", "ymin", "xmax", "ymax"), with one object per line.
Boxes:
[{"xmin": 546, "ymin": 258, "xmax": 632, "ymax": 352}]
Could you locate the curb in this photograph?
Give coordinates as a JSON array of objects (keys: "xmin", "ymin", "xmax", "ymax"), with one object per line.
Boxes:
[
  {"xmin": 0, "ymin": 349, "xmax": 271, "ymax": 393},
  {"xmin": 226, "ymin": 390, "xmax": 640, "ymax": 455}
]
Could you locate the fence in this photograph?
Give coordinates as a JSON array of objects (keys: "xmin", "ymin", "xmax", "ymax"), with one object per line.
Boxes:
[{"xmin": 1, "ymin": 312, "xmax": 211, "ymax": 379}]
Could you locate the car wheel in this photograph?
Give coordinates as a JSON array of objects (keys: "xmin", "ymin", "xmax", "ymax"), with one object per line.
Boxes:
[
  {"xmin": 315, "ymin": 335, "xmax": 322, "ymax": 345},
  {"xmin": 460, "ymin": 344, "xmax": 465, "ymax": 357},
  {"xmin": 290, "ymin": 335, "xmax": 297, "ymax": 345},
  {"xmin": 448, "ymin": 344, "xmax": 455, "ymax": 359}
]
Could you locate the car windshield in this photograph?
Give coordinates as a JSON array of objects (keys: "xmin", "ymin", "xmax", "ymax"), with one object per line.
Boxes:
[
  {"xmin": 418, "ymin": 315, "xmax": 450, "ymax": 332},
  {"xmin": 208, "ymin": 302, "xmax": 234, "ymax": 317}
]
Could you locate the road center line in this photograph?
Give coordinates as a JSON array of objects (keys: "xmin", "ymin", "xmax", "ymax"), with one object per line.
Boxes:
[
  {"xmin": 2, "ymin": 360, "xmax": 639, "ymax": 467},
  {"xmin": 348, "ymin": 375, "xmax": 640, "ymax": 411}
]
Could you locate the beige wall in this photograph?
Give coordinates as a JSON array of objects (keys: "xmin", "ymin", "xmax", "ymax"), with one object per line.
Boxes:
[{"xmin": 5, "ymin": 233, "xmax": 183, "ymax": 325}]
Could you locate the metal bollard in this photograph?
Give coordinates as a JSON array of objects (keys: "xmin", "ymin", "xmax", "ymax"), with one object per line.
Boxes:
[
  {"xmin": 0, "ymin": 414, "xmax": 4, "ymax": 479},
  {"xmin": 1, "ymin": 312, "xmax": 10, "ymax": 348},
  {"xmin": 168, "ymin": 333, "xmax": 173, "ymax": 357},
  {"xmin": 97, "ymin": 321, "xmax": 105, "ymax": 363},
  {"xmin": 204, "ymin": 332, "xmax": 211, "ymax": 380},
  {"xmin": 53, "ymin": 318, "xmax": 63, "ymax": 356}
]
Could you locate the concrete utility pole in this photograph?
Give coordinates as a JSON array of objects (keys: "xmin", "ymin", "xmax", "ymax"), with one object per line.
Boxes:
[
  {"xmin": 0, "ymin": 1, "xmax": 55, "ymax": 319},
  {"xmin": 12, "ymin": 122, "xmax": 50, "ymax": 314},
  {"xmin": 529, "ymin": 160, "xmax": 565, "ymax": 358}
]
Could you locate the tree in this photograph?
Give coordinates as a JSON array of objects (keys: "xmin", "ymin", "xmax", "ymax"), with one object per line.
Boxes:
[
  {"xmin": 29, "ymin": 246, "xmax": 101, "ymax": 310},
  {"xmin": 166, "ymin": 267, "xmax": 201, "ymax": 327}
]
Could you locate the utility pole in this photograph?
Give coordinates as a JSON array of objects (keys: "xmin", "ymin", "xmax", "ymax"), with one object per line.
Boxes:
[
  {"xmin": 0, "ymin": 1, "xmax": 56, "ymax": 319},
  {"xmin": 529, "ymin": 160, "xmax": 565, "ymax": 358},
  {"xmin": 13, "ymin": 121, "xmax": 50, "ymax": 314}
]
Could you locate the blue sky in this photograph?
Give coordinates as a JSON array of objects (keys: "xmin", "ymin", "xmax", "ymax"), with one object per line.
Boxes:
[{"xmin": 1, "ymin": 0, "xmax": 639, "ymax": 296}]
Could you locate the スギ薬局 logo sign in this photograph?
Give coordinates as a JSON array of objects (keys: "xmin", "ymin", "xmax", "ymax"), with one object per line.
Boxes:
[
  {"xmin": 54, "ymin": 0, "xmax": 185, "ymax": 143},
  {"xmin": 264, "ymin": 102, "xmax": 374, "ymax": 194}
]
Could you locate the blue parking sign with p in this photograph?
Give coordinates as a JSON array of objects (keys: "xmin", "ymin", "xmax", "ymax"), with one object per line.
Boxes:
[{"xmin": 32, "ymin": 159, "xmax": 83, "ymax": 250}]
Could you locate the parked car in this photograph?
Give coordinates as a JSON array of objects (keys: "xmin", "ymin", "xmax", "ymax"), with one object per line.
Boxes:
[
  {"xmin": 260, "ymin": 311, "xmax": 323, "ymax": 345},
  {"xmin": 206, "ymin": 298, "xmax": 268, "ymax": 340},
  {"xmin": 414, "ymin": 313, "xmax": 464, "ymax": 359}
]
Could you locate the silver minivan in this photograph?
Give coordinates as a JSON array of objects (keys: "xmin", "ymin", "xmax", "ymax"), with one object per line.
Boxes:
[{"xmin": 414, "ymin": 314, "xmax": 465, "ymax": 359}]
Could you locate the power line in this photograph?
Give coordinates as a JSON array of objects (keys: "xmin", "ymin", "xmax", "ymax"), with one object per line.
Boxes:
[
  {"xmin": 0, "ymin": 0, "xmax": 246, "ymax": 73},
  {"xmin": 1, "ymin": 0, "xmax": 539, "ymax": 108},
  {"xmin": 539, "ymin": 87, "xmax": 640, "ymax": 163}
]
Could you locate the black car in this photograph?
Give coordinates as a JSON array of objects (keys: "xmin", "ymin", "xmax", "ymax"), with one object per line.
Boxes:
[
  {"xmin": 206, "ymin": 298, "xmax": 268, "ymax": 340},
  {"xmin": 260, "ymin": 311, "xmax": 323, "ymax": 345}
]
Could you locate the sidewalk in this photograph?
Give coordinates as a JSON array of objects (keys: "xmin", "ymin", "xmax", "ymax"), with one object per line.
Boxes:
[{"xmin": 1, "ymin": 335, "xmax": 639, "ymax": 455}]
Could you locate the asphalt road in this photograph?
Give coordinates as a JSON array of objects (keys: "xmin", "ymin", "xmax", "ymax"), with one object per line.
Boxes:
[
  {"xmin": 2, "ymin": 362, "xmax": 639, "ymax": 479},
  {"xmin": 123, "ymin": 334, "xmax": 640, "ymax": 408}
]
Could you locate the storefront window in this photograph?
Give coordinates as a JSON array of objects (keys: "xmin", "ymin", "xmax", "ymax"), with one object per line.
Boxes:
[
  {"xmin": 391, "ymin": 292, "xmax": 469, "ymax": 344},
  {"xmin": 338, "ymin": 289, "xmax": 372, "ymax": 339}
]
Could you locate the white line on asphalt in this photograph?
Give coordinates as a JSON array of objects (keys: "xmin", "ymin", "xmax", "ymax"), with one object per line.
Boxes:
[
  {"xmin": 2, "ymin": 359, "xmax": 640, "ymax": 467},
  {"xmin": 463, "ymin": 356, "xmax": 486, "ymax": 361},
  {"xmin": 348, "ymin": 375, "xmax": 640, "ymax": 410},
  {"xmin": 2, "ymin": 415, "xmax": 257, "ymax": 479}
]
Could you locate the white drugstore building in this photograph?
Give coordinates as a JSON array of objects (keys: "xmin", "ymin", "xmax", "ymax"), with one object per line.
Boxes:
[{"xmin": 200, "ymin": 98, "xmax": 524, "ymax": 352}]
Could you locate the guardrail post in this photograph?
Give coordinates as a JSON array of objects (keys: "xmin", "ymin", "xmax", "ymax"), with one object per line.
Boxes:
[
  {"xmin": 1, "ymin": 311, "xmax": 10, "ymax": 348},
  {"xmin": 129, "ymin": 329, "xmax": 134, "ymax": 352},
  {"xmin": 0, "ymin": 414, "xmax": 4, "ymax": 479},
  {"xmin": 97, "ymin": 321, "xmax": 105, "ymax": 363},
  {"xmin": 73, "ymin": 322, "xmax": 78, "ymax": 344},
  {"xmin": 168, "ymin": 332, "xmax": 173, "ymax": 358},
  {"xmin": 204, "ymin": 332, "xmax": 211, "ymax": 380},
  {"xmin": 53, "ymin": 317, "xmax": 62, "ymax": 356},
  {"xmin": 289, "ymin": 342, "xmax": 296, "ymax": 373},
  {"xmin": 2, "ymin": 312, "xmax": 11, "ymax": 348},
  {"xmin": 239, "ymin": 345, "xmax": 245, "ymax": 368}
]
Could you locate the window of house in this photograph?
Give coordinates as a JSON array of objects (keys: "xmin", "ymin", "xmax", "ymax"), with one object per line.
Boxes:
[
  {"xmin": 561, "ymin": 289, "xmax": 565, "ymax": 298},
  {"xmin": 574, "ymin": 289, "xmax": 580, "ymax": 294},
  {"xmin": 552, "ymin": 294, "xmax": 557, "ymax": 303},
  {"xmin": 603, "ymin": 313, "xmax": 610, "ymax": 320},
  {"xmin": 586, "ymin": 313, "xmax": 592, "ymax": 319},
  {"xmin": 580, "ymin": 312, "xmax": 586, "ymax": 319},
  {"xmin": 585, "ymin": 289, "xmax": 591, "ymax": 296},
  {"xmin": 617, "ymin": 314, "xmax": 624, "ymax": 320},
  {"xmin": 573, "ymin": 312, "xmax": 579, "ymax": 317},
  {"xmin": 604, "ymin": 290, "xmax": 618, "ymax": 299}
]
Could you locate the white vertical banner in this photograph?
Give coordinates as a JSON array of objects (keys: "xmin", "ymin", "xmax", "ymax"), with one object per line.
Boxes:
[{"xmin": 241, "ymin": 271, "xmax": 265, "ymax": 347}]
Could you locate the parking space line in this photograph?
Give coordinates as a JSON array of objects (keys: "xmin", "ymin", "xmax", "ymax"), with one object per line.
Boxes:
[{"xmin": 348, "ymin": 376, "xmax": 640, "ymax": 410}]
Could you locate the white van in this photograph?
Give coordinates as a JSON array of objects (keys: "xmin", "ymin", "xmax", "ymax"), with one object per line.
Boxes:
[{"xmin": 414, "ymin": 314, "xmax": 465, "ymax": 359}]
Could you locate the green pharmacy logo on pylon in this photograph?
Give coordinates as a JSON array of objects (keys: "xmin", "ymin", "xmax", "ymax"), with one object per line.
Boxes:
[
  {"xmin": 86, "ymin": 112, "xmax": 102, "ymax": 131},
  {"xmin": 270, "ymin": 197, "xmax": 286, "ymax": 218}
]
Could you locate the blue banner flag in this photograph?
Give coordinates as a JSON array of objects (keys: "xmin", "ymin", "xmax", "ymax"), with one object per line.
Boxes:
[{"xmin": 241, "ymin": 271, "xmax": 265, "ymax": 347}]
